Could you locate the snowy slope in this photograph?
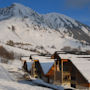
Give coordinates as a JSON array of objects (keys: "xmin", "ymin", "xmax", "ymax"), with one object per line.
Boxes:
[
  {"xmin": 0, "ymin": 3, "xmax": 90, "ymax": 54},
  {"xmin": 0, "ymin": 63, "xmax": 52, "ymax": 90},
  {"xmin": 0, "ymin": 62, "xmax": 64, "ymax": 90}
]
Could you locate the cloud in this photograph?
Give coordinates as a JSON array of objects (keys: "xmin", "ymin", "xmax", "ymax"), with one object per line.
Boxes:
[{"xmin": 65, "ymin": 0, "xmax": 90, "ymax": 8}]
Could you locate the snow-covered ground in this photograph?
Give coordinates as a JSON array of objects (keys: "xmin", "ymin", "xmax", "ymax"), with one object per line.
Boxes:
[
  {"xmin": 0, "ymin": 60, "xmax": 64, "ymax": 90},
  {"xmin": 0, "ymin": 57, "xmax": 65, "ymax": 90},
  {"xmin": 0, "ymin": 63, "xmax": 52, "ymax": 90}
]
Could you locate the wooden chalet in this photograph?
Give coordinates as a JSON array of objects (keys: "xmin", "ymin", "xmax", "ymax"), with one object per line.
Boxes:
[
  {"xmin": 51, "ymin": 51, "xmax": 90, "ymax": 90},
  {"xmin": 21, "ymin": 55, "xmax": 62, "ymax": 84},
  {"xmin": 21, "ymin": 52, "xmax": 90, "ymax": 89}
]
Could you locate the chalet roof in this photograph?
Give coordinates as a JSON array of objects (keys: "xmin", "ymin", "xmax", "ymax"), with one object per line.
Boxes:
[
  {"xmin": 21, "ymin": 57, "xmax": 33, "ymax": 71},
  {"xmin": 21, "ymin": 57, "xmax": 30, "ymax": 61},
  {"xmin": 32, "ymin": 55, "xmax": 54, "ymax": 74},
  {"xmin": 26, "ymin": 60, "xmax": 33, "ymax": 72},
  {"xmin": 71, "ymin": 57, "xmax": 90, "ymax": 83},
  {"xmin": 40, "ymin": 61, "xmax": 54, "ymax": 74},
  {"xmin": 21, "ymin": 56, "xmax": 55, "ymax": 75},
  {"xmin": 58, "ymin": 54, "xmax": 90, "ymax": 83},
  {"xmin": 58, "ymin": 54, "xmax": 90, "ymax": 59}
]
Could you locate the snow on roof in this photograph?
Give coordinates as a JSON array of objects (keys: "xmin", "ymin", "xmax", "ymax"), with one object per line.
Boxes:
[
  {"xmin": 40, "ymin": 61, "xmax": 54, "ymax": 75},
  {"xmin": 21, "ymin": 55, "xmax": 54, "ymax": 74},
  {"xmin": 32, "ymin": 55, "xmax": 54, "ymax": 61},
  {"xmin": 32, "ymin": 55, "xmax": 54, "ymax": 74},
  {"xmin": 58, "ymin": 54, "xmax": 90, "ymax": 59},
  {"xmin": 21, "ymin": 57, "xmax": 30, "ymax": 61},
  {"xmin": 21, "ymin": 57, "xmax": 34, "ymax": 71},
  {"xmin": 26, "ymin": 60, "xmax": 33, "ymax": 72},
  {"xmin": 71, "ymin": 57, "xmax": 90, "ymax": 83},
  {"xmin": 58, "ymin": 54, "xmax": 90, "ymax": 83},
  {"xmin": 58, "ymin": 54, "xmax": 73, "ymax": 59}
]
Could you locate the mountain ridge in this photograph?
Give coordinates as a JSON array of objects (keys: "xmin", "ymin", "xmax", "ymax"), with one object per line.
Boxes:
[{"xmin": 0, "ymin": 3, "xmax": 90, "ymax": 54}]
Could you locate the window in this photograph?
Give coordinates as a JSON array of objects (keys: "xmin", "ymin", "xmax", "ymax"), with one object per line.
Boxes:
[{"xmin": 63, "ymin": 75, "xmax": 70, "ymax": 81}]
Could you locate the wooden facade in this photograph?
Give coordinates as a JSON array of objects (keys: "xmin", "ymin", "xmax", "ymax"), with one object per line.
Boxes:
[
  {"xmin": 23, "ymin": 60, "xmax": 44, "ymax": 78},
  {"xmin": 45, "ymin": 60, "xmax": 61, "ymax": 84},
  {"xmin": 23, "ymin": 58, "xmax": 62, "ymax": 84},
  {"xmin": 51, "ymin": 52, "xmax": 90, "ymax": 90}
]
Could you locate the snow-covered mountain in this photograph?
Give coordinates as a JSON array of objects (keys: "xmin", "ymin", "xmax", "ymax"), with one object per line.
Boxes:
[{"xmin": 0, "ymin": 3, "xmax": 90, "ymax": 54}]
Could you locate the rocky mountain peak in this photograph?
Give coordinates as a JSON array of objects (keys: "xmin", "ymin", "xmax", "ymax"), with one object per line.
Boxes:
[{"xmin": 0, "ymin": 3, "xmax": 90, "ymax": 46}]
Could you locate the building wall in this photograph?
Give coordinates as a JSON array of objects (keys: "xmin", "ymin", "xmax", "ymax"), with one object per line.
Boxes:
[
  {"xmin": 76, "ymin": 85, "xmax": 90, "ymax": 90},
  {"xmin": 51, "ymin": 52, "xmax": 90, "ymax": 89},
  {"xmin": 23, "ymin": 61, "xmax": 28, "ymax": 72},
  {"xmin": 46, "ymin": 61, "xmax": 61, "ymax": 84},
  {"xmin": 62, "ymin": 60, "xmax": 71, "ymax": 87},
  {"xmin": 31, "ymin": 60, "xmax": 44, "ymax": 78},
  {"xmin": 68, "ymin": 60, "xmax": 90, "ymax": 89}
]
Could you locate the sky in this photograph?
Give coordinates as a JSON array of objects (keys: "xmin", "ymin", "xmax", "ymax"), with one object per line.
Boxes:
[{"xmin": 0, "ymin": 0, "xmax": 90, "ymax": 26}]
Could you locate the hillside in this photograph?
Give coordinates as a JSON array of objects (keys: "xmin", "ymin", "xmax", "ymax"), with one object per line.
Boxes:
[{"xmin": 0, "ymin": 3, "xmax": 90, "ymax": 54}]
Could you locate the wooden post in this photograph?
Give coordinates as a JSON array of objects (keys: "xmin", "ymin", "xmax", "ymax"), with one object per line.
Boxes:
[
  {"xmin": 61, "ymin": 59, "xmax": 63, "ymax": 84},
  {"xmin": 33, "ymin": 62, "xmax": 36, "ymax": 77},
  {"xmin": 57, "ymin": 60, "xmax": 61, "ymax": 84},
  {"xmin": 31, "ymin": 61, "xmax": 33, "ymax": 77},
  {"xmin": 54, "ymin": 59, "xmax": 57, "ymax": 84},
  {"xmin": 48, "ymin": 76, "xmax": 50, "ymax": 83},
  {"xmin": 76, "ymin": 69, "xmax": 78, "ymax": 88}
]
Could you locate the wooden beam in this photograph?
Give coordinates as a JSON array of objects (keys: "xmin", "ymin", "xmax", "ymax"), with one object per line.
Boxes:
[
  {"xmin": 61, "ymin": 60, "xmax": 63, "ymax": 84},
  {"xmin": 54, "ymin": 60, "xmax": 57, "ymax": 83}
]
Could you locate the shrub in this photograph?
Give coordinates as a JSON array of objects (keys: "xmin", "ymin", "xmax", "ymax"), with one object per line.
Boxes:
[
  {"xmin": 36, "ymin": 46, "xmax": 44, "ymax": 50},
  {"xmin": 51, "ymin": 45, "xmax": 56, "ymax": 49},
  {"xmin": 12, "ymin": 25, "xmax": 15, "ymax": 31},
  {"xmin": 0, "ymin": 46, "xmax": 14, "ymax": 60},
  {"xmin": 72, "ymin": 48, "xmax": 79, "ymax": 52},
  {"xmin": 86, "ymin": 50, "xmax": 90, "ymax": 54},
  {"xmin": 6, "ymin": 40, "xmax": 14, "ymax": 46},
  {"xmin": 61, "ymin": 46, "xmax": 72, "ymax": 51}
]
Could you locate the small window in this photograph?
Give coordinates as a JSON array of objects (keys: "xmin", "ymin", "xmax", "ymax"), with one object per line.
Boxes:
[{"xmin": 63, "ymin": 75, "xmax": 70, "ymax": 81}]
